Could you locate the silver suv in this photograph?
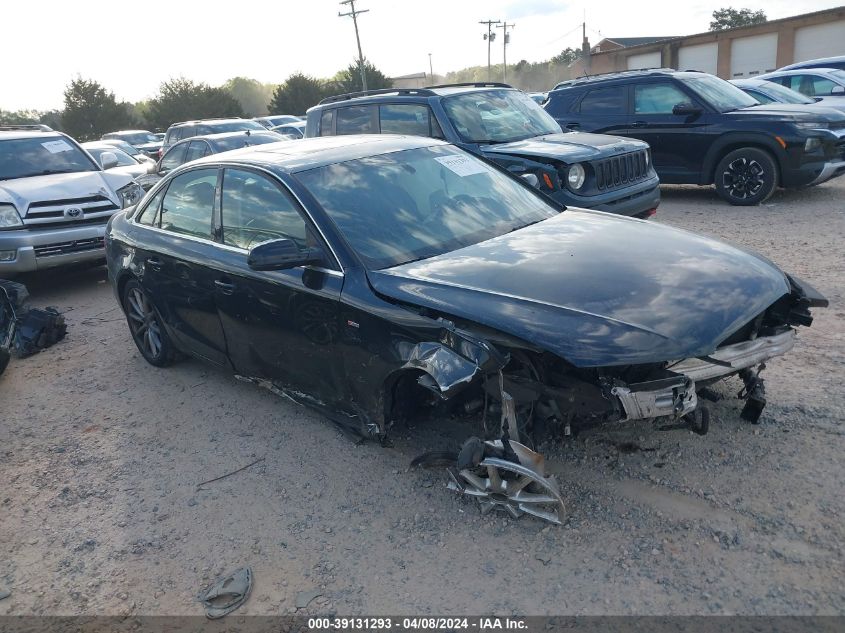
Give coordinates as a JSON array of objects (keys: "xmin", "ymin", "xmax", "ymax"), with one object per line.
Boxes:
[{"xmin": 0, "ymin": 127, "xmax": 143, "ymax": 274}]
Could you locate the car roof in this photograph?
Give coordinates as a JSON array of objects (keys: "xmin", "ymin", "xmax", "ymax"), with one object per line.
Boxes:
[
  {"xmin": 549, "ymin": 68, "xmax": 703, "ymax": 90},
  {"xmin": 107, "ymin": 129, "xmax": 152, "ymax": 135},
  {"xmin": 730, "ymin": 78, "xmax": 768, "ymax": 87},
  {"xmin": 168, "ymin": 131, "xmax": 282, "ymax": 148},
  {"xmin": 780, "ymin": 56, "xmax": 845, "ymax": 70},
  {"xmin": 82, "ymin": 141, "xmax": 126, "ymax": 150},
  {"xmin": 314, "ymin": 83, "xmax": 515, "ymax": 108},
  {"xmin": 189, "ymin": 134, "xmax": 445, "ymax": 173},
  {"xmin": 0, "ymin": 130, "xmax": 65, "ymax": 140},
  {"xmin": 168, "ymin": 118, "xmax": 246, "ymax": 128},
  {"xmin": 760, "ymin": 68, "xmax": 843, "ymax": 77}
]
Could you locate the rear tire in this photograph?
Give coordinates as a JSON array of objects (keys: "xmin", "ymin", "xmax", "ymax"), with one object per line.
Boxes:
[
  {"xmin": 122, "ymin": 279, "xmax": 176, "ymax": 367},
  {"xmin": 714, "ymin": 148, "xmax": 778, "ymax": 206}
]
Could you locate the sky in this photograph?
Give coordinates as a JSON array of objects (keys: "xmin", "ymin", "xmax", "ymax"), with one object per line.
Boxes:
[{"xmin": 1, "ymin": 0, "xmax": 842, "ymax": 111}]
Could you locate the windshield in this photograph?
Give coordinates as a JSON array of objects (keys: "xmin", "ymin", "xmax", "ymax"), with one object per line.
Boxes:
[
  {"xmin": 756, "ymin": 81, "xmax": 814, "ymax": 104},
  {"xmin": 442, "ymin": 89, "xmax": 561, "ymax": 143},
  {"xmin": 214, "ymin": 133, "xmax": 284, "ymax": 152},
  {"xmin": 681, "ymin": 75, "xmax": 759, "ymax": 112},
  {"xmin": 86, "ymin": 146, "xmax": 137, "ymax": 167},
  {"xmin": 296, "ymin": 145, "xmax": 559, "ymax": 269},
  {"xmin": 0, "ymin": 137, "xmax": 97, "ymax": 180},
  {"xmin": 118, "ymin": 132, "xmax": 158, "ymax": 144}
]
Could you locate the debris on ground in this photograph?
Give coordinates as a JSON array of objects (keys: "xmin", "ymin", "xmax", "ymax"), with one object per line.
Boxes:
[
  {"xmin": 296, "ymin": 589, "xmax": 323, "ymax": 609},
  {"xmin": 198, "ymin": 567, "xmax": 252, "ymax": 619}
]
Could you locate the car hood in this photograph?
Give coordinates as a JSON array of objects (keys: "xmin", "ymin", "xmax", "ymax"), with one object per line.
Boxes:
[
  {"xmin": 368, "ymin": 210, "xmax": 790, "ymax": 367},
  {"xmin": 745, "ymin": 102, "xmax": 845, "ymax": 123},
  {"xmin": 480, "ymin": 132, "xmax": 647, "ymax": 162},
  {"xmin": 0, "ymin": 170, "xmax": 131, "ymax": 215},
  {"xmin": 729, "ymin": 103, "xmax": 845, "ymax": 123}
]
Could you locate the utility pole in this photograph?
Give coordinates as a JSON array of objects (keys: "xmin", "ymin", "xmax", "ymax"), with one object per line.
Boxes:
[
  {"xmin": 479, "ymin": 19, "xmax": 501, "ymax": 81},
  {"xmin": 339, "ymin": 0, "xmax": 369, "ymax": 92},
  {"xmin": 428, "ymin": 53, "xmax": 433, "ymax": 81},
  {"xmin": 497, "ymin": 22, "xmax": 514, "ymax": 83}
]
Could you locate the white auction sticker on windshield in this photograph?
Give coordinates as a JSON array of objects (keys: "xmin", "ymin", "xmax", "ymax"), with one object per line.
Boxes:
[
  {"xmin": 434, "ymin": 154, "xmax": 489, "ymax": 177},
  {"xmin": 41, "ymin": 140, "xmax": 74, "ymax": 154}
]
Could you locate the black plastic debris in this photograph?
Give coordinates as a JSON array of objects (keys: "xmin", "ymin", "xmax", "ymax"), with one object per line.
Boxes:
[
  {"xmin": 0, "ymin": 280, "xmax": 27, "ymax": 375},
  {"xmin": 14, "ymin": 306, "xmax": 67, "ymax": 358}
]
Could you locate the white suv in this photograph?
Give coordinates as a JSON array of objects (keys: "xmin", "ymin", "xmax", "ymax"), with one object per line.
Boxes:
[{"xmin": 0, "ymin": 127, "xmax": 143, "ymax": 274}]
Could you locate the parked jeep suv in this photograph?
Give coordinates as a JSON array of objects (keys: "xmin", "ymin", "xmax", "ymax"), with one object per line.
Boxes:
[
  {"xmin": 305, "ymin": 83, "xmax": 660, "ymax": 218},
  {"xmin": 0, "ymin": 127, "xmax": 142, "ymax": 274},
  {"xmin": 544, "ymin": 69, "xmax": 845, "ymax": 205}
]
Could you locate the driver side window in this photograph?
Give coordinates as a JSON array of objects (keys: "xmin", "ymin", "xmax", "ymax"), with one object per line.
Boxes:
[{"xmin": 220, "ymin": 168, "xmax": 308, "ymax": 250}]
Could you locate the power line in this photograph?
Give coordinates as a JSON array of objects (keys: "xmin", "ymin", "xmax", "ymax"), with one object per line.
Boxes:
[
  {"xmin": 479, "ymin": 19, "xmax": 501, "ymax": 81},
  {"xmin": 339, "ymin": 0, "xmax": 369, "ymax": 91}
]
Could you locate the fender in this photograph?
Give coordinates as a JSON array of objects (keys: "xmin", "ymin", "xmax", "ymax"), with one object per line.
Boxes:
[{"xmin": 701, "ymin": 132, "xmax": 788, "ymax": 185}]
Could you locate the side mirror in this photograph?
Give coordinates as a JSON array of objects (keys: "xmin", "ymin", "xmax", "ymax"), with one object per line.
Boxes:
[
  {"xmin": 100, "ymin": 151, "xmax": 118, "ymax": 170},
  {"xmin": 248, "ymin": 238, "xmax": 324, "ymax": 271},
  {"xmin": 831, "ymin": 86, "xmax": 845, "ymax": 96},
  {"xmin": 672, "ymin": 102, "xmax": 702, "ymax": 116}
]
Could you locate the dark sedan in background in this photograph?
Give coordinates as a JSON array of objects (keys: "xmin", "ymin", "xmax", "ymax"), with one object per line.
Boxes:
[{"xmin": 105, "ymin": 135, "xmax": 825, "ymax": 524}]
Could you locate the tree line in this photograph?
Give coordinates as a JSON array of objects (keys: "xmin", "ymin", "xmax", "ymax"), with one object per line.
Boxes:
[{"xmin": 0, "ymin": 60, "xmax": 393, "ymax": 142}]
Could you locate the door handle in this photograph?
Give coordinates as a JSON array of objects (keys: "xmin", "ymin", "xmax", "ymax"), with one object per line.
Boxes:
[
  {"xmin": 146, "ymin": 257, "xmax": 162, "ymax": 270},
  {"xmin": 630, "ymin": 121, "xmax": 647, "ymax": 128},
  {"xmin": 214, "ymin": 279, "xmax": 236, "ymax": 295}
]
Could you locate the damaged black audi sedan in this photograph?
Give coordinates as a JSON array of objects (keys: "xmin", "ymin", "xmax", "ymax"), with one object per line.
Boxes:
[{"xmin": 106, "ymin": 135, "xmax": 826, "ymax": 524}]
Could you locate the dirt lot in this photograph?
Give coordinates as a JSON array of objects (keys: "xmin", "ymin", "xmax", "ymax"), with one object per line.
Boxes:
[{"xmin": 1, "ymin": 180, "xmax": 844, "ymax": 617}]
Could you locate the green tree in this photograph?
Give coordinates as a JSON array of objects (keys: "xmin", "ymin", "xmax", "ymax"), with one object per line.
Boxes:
[
  {"xmin": 709, "ymin": 7, "xmax": 767, "ymax": 30},
  {"xmin": 0, "ymin": 109, "xmax": 42, "ymax": 125},
  {"xmin": 146, "ymin": 78, "xmax": 244, "ymax": 130},
  {"xmin": 551, "ymin": 47, "xmax": 582, "ymax": 66},
  {"xmin": 61, "ymin": 77, "xmax": 134, "ymax": 141},
  {"xmin": 268, "ymin": 73, "xmax": 328, "ymax": 116},
  {"xmin": 331, "ymin": 59, "xmax": 393, "ymax": 94},
  {"xmin": 223, "ymin": 77, "xmax": 274, "ymax": 117}
]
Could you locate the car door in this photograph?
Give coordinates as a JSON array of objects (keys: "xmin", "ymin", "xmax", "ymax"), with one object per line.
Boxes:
[
  {"xmin": 140, "ymin": 167, "xmax": 229, "ymax": 366},
  {"xmin": 627, "ymin": 80, "xmax": 710, "ymax": 181},
  {"xmin": 211, "ymin": 167, "xmax": 345, "ymax": 401},
  {"xmin": 565, "ymin": 85, "xmax": 629, "ymax": 134}
]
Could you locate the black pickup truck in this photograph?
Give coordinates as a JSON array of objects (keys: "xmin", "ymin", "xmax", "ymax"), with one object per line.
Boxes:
[{"xmin": 544, "ymin": 69, "xmax": 845, "ymax": 205}]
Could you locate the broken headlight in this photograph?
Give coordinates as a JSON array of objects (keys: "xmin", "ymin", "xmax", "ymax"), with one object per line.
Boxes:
[
  {"xmin": 0, "ymin": 204, "xmax": 23, "ymax": 229},
  {"xmin": 117, "ymin": 182, "xmax": 144, "ymax": 209}
]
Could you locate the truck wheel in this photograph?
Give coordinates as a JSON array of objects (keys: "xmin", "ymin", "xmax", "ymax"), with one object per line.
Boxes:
[{"xmin": 714, "ymin": 148, "xmax": 778, "ymax": 206}]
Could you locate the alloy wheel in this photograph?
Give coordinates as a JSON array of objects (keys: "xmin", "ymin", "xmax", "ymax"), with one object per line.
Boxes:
[
  {"xmin": 126, "ymin": 287, "xmax": 163, "ymax": 359},
  {"xmin": 722, "ymin": 157, "xmax": 765, "ymax": 200}
]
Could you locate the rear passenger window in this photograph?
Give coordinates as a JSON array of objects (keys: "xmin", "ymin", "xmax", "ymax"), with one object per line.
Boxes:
[
  {"xmin": 160, "ymin": 169, "xmax": 218, "ymax": 239},
  {"xmin": 336, "ymin": 106, "xmax": 377, "ymax": 134},
  {"xmin": 579, "ymin": 87, "xmax": 626, "ymax": 114},
  {"xmin": 221, "ymin": 169, "xmax": 307, "ymax": 250},
  {"xmin": 379, "ymin": 104, "xmax": 431, "ymax": 136},
  {"xmin": 320, "ymin": 110, "xmax": 335, "ymax": 136}
]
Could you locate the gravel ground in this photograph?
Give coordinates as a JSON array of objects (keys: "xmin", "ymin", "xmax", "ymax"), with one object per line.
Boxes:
[{"xmin": 1, "ymin": 181, "xmax": 843, "ymax": 617}]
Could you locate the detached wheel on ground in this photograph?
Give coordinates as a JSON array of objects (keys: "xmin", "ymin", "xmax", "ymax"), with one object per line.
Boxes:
[
  {"xmin": 714, "ymin": 148, "xmax": 778, "ymax": 206},
  {"xmin": 122, "ymin": 280, "xmax": 176, "ymax": 367}
]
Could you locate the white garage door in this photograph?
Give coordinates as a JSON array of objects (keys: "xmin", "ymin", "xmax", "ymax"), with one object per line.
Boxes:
[
  {"xmin": 627, "ymin": 51, "xmax": 662, "ymax": 70},
  {"xmin": 731, "ymin": 33, "xmax": 778, "ymax": 77},
  {"xmin": 678, "ymin": 42, "xmax": 718, "ymax": 75},
  {"xmin": 794, "ymin": 21, "xmax": 845, "ymax": 62}
]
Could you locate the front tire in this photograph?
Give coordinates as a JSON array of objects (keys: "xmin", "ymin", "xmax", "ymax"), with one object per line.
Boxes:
[
  {"xmin": 714, "ymin": 148, "xmax": 778, "ymax": 206},
  {"xmin": 122, "ymin": 279, "xmax": 176, "ymax": 367}
]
